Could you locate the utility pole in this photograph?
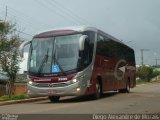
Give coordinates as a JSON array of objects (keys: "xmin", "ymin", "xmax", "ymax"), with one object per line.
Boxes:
[
  {"xmin": 155, "ymin": 58, "xmax": 160, "ymax": 80},
  {"xmin": 140, "ymin": 49, "xmax": 149, "ymax": 66},
  {"xmin": 155, "ymin": 58, "xmax": 160, "ymax": 67},
  {"xmin": 4, "ymin": 6, "xmax": 8, "ymax": 22}
]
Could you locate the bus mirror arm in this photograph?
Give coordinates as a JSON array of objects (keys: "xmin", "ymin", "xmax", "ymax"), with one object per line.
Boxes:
[
  {"xmin": 79, "ymin": 35, "xmax": 88, "ymax": 51},
  {"xmin": 19, "ymin": 40, "xmax": 31, "ymax": 58}
]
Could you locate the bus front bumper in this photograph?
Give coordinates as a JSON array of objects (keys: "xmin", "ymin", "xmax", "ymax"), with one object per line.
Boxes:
[{"xmin": 27, "ymin": 81, "xmax": 87, "ymax": 97}]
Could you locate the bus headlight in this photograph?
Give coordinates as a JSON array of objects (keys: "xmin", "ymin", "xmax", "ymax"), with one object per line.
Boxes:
[
  {"xmin": 70, "ymin": 75, "xmax": 84, "ymax": 84},
  {"xmin": 76, "ymin": 88, "xmax": 81, "ymax": 92},
  {"xmin": 71, "ymin": 78, "xmax": 78, "ymax": 84},
  {"xmin": 72, "ymin": 79, "xmax": 77, "ymax": 83}
]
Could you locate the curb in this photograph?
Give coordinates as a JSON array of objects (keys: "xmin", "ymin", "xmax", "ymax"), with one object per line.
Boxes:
[{"xmin": 0, "ymin": 97, "xmax": 48, "ymax": 106}]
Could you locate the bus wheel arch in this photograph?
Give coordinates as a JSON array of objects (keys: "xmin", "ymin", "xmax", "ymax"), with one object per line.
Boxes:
[{"xmin": 119, "ymin": 77, "xmax": 130, "ymax": 93}]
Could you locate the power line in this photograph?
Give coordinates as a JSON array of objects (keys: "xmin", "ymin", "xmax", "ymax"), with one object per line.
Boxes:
[
  {"xmin": 16, "ymin": 30, "xmax": 33, "ymax": 37},
  {"xmin": 34, "ymin": 0, "xmax": 79, "ymax": 25},
  {"xmin": 7, "ymin": 11, "xmax": 40, "ymax": 32},
  {"xmin": 0, "ymin": 6, "xmax": 36, "ymax": 34},
  {"xmin": 0, "ymin": 7, "xmax": 34, "ymax": 37},
  {"xmin": 50, "ymin": 0, "xmax": 92, "ymax": 25},
  {"xmin": 6, "ymin": 7, "xmax": 50, "ymax": 29},
  {"xmin": 47, "ymin": 0, "xmax": 88, "ymax": 25},
  {"xmin": 0, "ymin": 4, "xmax": 51, "ymax": 28},
  {"xmin": 47, "ymin": 0, "xmax": 82, "ymax": 24}
]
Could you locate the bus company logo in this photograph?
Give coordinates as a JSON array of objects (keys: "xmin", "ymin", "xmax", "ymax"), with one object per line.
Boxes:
[
  {"xmin": 114, "ymin": 59, "xmax": 126, "ymax": 80},
  {"xmin": 34, "ymin": 79, "xmax": 51, "ymax": 82}
]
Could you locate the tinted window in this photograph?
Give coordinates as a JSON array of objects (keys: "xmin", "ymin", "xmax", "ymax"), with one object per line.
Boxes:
[
  {"xmin": 96, "ymin": 33, "xmax": 135, "ymax": 63},
  {"xmin": 96, "ymin": 34, "xmax": 117, "ymax": 57},
  {"xmin": 83, "ymin": 31, "xmax": 95, "ymax": 62},
  {"xmin": 116, "ymin": 43, "xmax": 135, "ymax": 63}
]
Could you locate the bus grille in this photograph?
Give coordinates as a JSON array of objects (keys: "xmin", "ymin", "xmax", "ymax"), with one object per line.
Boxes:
[{"xmin": 34, "ymin": 82, "xmax": 70, "ymax": 87}]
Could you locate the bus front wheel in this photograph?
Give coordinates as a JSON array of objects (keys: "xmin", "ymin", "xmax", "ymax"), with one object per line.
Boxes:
[
  {"xmin": 48, "ymin": 96, "xmax": 60, "ymax": 103},
  {"xmin": 93, "ymin": 81, "xmax": 101, "ymax": 99}
]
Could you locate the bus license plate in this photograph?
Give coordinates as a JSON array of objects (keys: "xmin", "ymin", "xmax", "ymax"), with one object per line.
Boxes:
[{"xmin": 48, "ymin": 90, "xmax": 56, "ymax": 94}]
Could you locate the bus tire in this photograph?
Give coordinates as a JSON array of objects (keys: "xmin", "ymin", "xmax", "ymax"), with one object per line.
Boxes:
[
  {"xmin": 93, "ymin": 81, "xmax": 101, "ymax": 99},
  {"xmin": 48, "ymin": 96, "xmax": 60, "ymax": 103},
  {"xmin": 119, "ymin": 89, "xmax": 126, "ymax": 93},
  {"xmin": 126, "ymin": 80, "xmax": 130, "ymax": 93}
]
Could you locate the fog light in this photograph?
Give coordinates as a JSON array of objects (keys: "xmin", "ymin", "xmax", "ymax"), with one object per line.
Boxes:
[
  {"xmin": 28, "ymin": 81, "xmax": 33, "ymax": 85},
  {"xmin": 76, "ymin": 88, "xmax": 80, "ymax": 92},
  {"xmin": 28, "ymin": 90, "xmax": 30, "ymax": 93}
]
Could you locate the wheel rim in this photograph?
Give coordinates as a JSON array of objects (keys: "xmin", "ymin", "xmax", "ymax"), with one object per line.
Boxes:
[
  {"xmin": 96, "ymin": 82, "xmax": 100, "ymax": 98},
  {"xmin": 127, "ymin": 82, "xmax": 130, "ymax": 93}
]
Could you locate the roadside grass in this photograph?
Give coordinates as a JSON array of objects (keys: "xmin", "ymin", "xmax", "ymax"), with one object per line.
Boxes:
[
  {"xmin": 0, "ymin": 94, "xmax": 29, "ymax": 101},
  {"xmin": 136, "ymin": 79, "xmax": 160, "ymax": 85}
]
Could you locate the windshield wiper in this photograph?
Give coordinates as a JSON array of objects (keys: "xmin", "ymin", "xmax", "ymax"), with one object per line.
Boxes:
[
  {"xmin": 37, "ymin": 49, "xmax": 49, "ymax": 74},
  {"xmin": 53, "ymin": 49, "xmax": 66, "ymax": 76}
]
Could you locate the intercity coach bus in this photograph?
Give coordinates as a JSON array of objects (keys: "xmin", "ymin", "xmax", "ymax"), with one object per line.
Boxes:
[{"xmin": 19, "ymin": 26, "xmax": 136, "ymax": 102}]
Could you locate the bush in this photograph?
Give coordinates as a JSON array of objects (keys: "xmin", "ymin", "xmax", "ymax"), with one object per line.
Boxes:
[
  {"xmin": 10, "ymin": 94, "xmax": 29, "ymax": 100},
  {"xmin": 153, "ymin": 70, "xmax": 160, "ymax": 77},
  {"xmin": 136, "ymin": 79, "xmax": 148, "ymax": 85},
  {"xmin": 137, "ymin": 65, "xmax": 154, "ymax": 82},
  {"xmin": 0, "ymin": 95, "xmax": 10, "ymax": 100}
]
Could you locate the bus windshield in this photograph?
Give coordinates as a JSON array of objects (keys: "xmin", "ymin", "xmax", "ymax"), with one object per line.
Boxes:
[{"xmin": 28, "ymin": 34, "xmax": 81, "ymax": 75}]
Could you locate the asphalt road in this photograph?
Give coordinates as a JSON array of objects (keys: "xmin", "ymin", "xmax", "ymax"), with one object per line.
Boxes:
[{"xmin": 0, "ymin": 83, "xmax": 160, "ymax": 114}]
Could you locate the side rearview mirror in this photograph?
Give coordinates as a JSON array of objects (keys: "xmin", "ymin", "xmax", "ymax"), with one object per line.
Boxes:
[
  {"xmin": 79, "ymin": 35, "xmax": 88, "ymax": 51},
  {"xmin": 19, "ymin": 40, "xmax": 31, "ymax": 58}
]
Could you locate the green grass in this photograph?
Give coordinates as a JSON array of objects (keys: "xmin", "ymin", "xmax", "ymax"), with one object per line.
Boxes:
[
  {"xmin": 0, "ymin": 94, "xmax": 29, "ymax": 101},
  {"xmin": 136, "ymin": 80, "xmax": 148, "ymax": 85},
  {"xmin": 136, "ymin": 79, "xmax": 160, "ymax": 85},
  {"xmin": 151, "ymin": 79, "xmax": 160, "ymax": 83}
]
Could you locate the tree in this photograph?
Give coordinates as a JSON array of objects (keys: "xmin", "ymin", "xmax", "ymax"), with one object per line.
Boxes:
[
  {"xmin": 137, "ymin": 65, "xmax": 154, "ymax": 82},
  {"xmin": 153, "ymin": 70, "xmax": 160, "ymax": 76},
  {"xmin": 0, "ymin": 20, "xmax": 22, "ymax": 97}
]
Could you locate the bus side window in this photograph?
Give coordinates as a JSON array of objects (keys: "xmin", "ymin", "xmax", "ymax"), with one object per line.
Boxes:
[
  {"xmin": 83, "ymin": 39, "xmax": 90, "ymax": 66},
  {"xmin": 96, "ymin": 34, "xmax": 105, "ymax": 56},
  {"xmin": 83, "ymin": 31, "xmax": 95, "ymax": 64},
  {"xmin": 96, "ymin": 34, "xmax": 113, "ymax": 57}
]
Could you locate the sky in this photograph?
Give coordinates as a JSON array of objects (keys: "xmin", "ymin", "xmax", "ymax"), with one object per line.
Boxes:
[{"xmin": 0, "ymin": 0, "xmax": 160, "ymax": 73}]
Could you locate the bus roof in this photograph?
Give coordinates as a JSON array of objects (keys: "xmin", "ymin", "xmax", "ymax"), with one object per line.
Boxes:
[
  {"xmin": 34, "ymin": 26, "xmax": 132, "ymax": 50},
  {"xmin": 34, "ymin": 26, "xmax": 98, "ymax": 38}
]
